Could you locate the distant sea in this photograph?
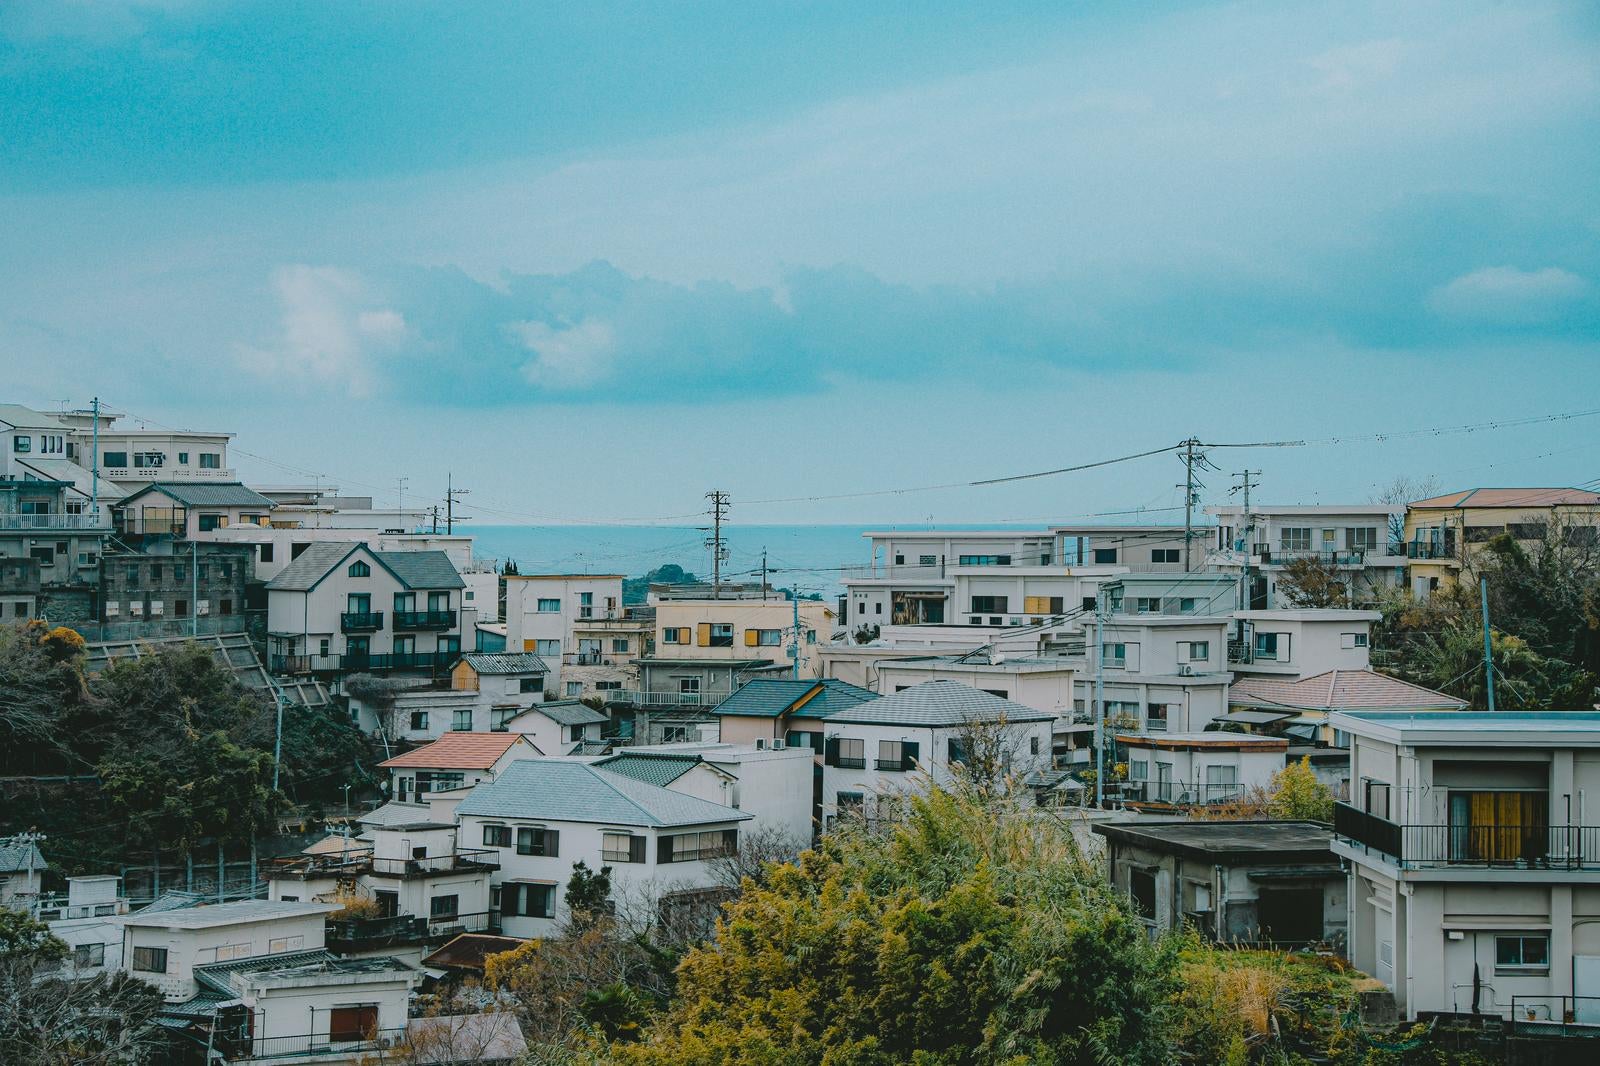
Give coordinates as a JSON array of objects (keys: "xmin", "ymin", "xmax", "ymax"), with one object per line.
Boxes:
[{"xmin": 456, "ymin": 523, "xmax": 1037, "ymax": 597}]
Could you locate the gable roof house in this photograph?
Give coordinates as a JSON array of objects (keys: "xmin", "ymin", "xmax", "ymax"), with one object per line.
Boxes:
[
  {"xmin": 379, "ymin": 732, "xmax": 541, "ymax": 803},
  {"xmin": 454, "ymin": 759, "xmax": 751, "ymax": 937},
  {"xmin": 711, "ymin": 678, "xmax": 879, "ymax": 748},
  {"xmin": 499, "ymin": 699, "xmax": 610, "ymax": 754},
  {"xmin": 265, "ymin": 541, "xmax": 467, "ymax": 679}
]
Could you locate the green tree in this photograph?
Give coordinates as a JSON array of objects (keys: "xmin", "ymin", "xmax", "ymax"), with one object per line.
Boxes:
[
  {"xmin": 565, "ymin": 860, "xmax": 615, "ymax": 933},
  {"xmin": 615, "ymin": 788, "xmax": 1177, "ymax": 1065},
  {"xmin": 1276, "ymin": 556, "xmax": 1351, "ymax": 608},
  {"xmin": 1267, "ymin": 757, "xmax": 1335, "ymax": 822}
]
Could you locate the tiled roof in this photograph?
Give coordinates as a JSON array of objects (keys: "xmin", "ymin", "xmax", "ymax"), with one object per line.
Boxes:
[
  {"xmin": 422, "ymin": 934, "xmax": 528, "ymax": 972},
  {"xmin": 592, "ymin": 752, "xmax": 703, "ymax": 788},
  {"xmin": 711, "ymin": 678, "xmax": 878, "ymax": 719},
  {"xmin": 122, "ymin": 482, "xmax": 276, "ymax": 508},
  {"xmin": 193, "ymin": 949, "xmax": 335, "ymax": 995},
  {"xmin": 532, "ymin": 700, "xmax": 608, "ymax": 726},
  {"xmin": 374, "ymin": 550, "xmax": 466, "ymax": 590},
  {"xmin": 0, "ymin": 841, "xmax": 45, "ymax": 873},
  {"xmin": 461, "ymin": 652, "xmax": 549, "ymax": 675},
  {"xmin": 1229, "ymin": 670, "xmax": 1466, "ymax": 712},
  {"xmin": 455, "ymin": 759, "xmax": 751, "ymax": 828},
  {"xmin": 1410, "ymin": 487, "xmax": 1600, "ymax": 509},
  {"xmin": 379, "ymin": 732, "xmax": 529, "ymax": 770},
  {"xmin": 264, "ymin": 542, "xmax": 358, "ymax": 590},
  {"xmin": 822, "ymin": 680, "xmax": 1054, "ymax": 727}
]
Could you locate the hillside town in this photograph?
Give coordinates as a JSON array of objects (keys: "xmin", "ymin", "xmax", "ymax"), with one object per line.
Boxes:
[{"xmin": 3, "ymin": 397, "xmax": 1600, "ymax": 1063}]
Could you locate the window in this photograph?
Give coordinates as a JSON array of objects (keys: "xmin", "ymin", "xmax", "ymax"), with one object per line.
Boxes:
[
  {"xmin": 1030, "ymin": 735, "xmax": 1040, "ymax": 755},
  {"xmin": 348, "ymin": 560, "xmax": 370, "ymax": 577},
  {"xmin": 519, "ymin": 677, "xmax": 541, "ymax": 693},
  {"xmin": 1204, "ymin": 764, "xmax": 1237, "ymax": 800},
  {"xmin": 836, "ymin": 792, "xmax": 865, "ymax": 814},
  {"xmin": 516, "ymin": 826, "xmax": 559, "ymax": 856},
  {"xmin": 1129, "ymin": 760, "xmax": 1148, "ymax": 782},
  {"xmin": 131, "ymin": 946, "xmax": 168, "ymax": 973},
  {"xmin": 662, "ymin": 726, "xmax": 688, "ymax": 743},
  {"xmin": 257, "ymin": 541, "xmax": 273, "ymax": 563},
  {"xmin": 1364, "ymin": 780, "xmax": 1391, "ymax": 819},
  {"xmin": 1507, "ymin": 522, "xmax": 1547, "ymax": 540},
  {"xmin": 415, "ymin": 770, "xmax": 462, "ymax": 793},
  {"xmin": 213, "ymin": 942, "xmax": 252, "ymax": 962},
  {"xmin": 451, "ymin": 708, "xmax": 473, "ymax": 731},
  {"xmin": 291, "ymin": 543, "xmax": 309, "ymax": 559},
  {"xmin": 1495, "ymin": 935, "xmax": 1549, "ymax": 971},
  {"xmin": 1093, "ymin": 548, "xmax": 1118, "ymax": 564},
  {"xmin": 894, "ymin": 554, "xmax": 904, "ymax": 564},
  {"xmin": 958, "ymin": 554, "xmax": 1011, "ymax": 566},
  {"xmin": 132, "ymin": 451, "xmax": 164, "ymax": 468},
  {"xmin": 394, "ymin": 591, "xmax": 416, "ymax": 612},
  {"xmin": 596, "ymin": 680, "xmax": 621, "ymax": 692},
  {"xmin": 1181, "ymin": 640, "xmax": 1210, "ymax": 663},
  {"xmin": 603, "ymin": 832, "xmax": 646, "ymax": 863},
  {"xmin": 197, "ymin": 563, "xmax": 209, "ymax": 581},
  {"xmin": 612, "ymin": 638, "xmax": 629, "ymax": 653},
  {"xmin": 1102, "ymin": 642, "xmax": 1127, "ymax": 668},
  {"xmin": 918, "ymin": 554, "xmax": 937, "ymax": 565},
  {"xmin": 566, "ymin": 681, "xmax": 582, "ymax": 697},
  {"xmin": 709, "ymin": 623, "xmax": 734, "ymax": 647},
  {"xmin": 199, "ymin": 453, "xmax": 221, "ymax": 469},
  {"xmin": 491, "ymin": 707, "xmax": 518, "ymax": 731},
  {"xmin": 430, "ymin": 894, "xmax": 460, "ymax": 918},
  {"xmin": 663, "ymin": 627, "xmax": 685, "ymax": 644},
  {"xmin": 1129, "ymin": 869, "xmax": 1156, "ymax": 920},
  {"xmin": 1178, "ymin": 597, "xmax": 1196, "ymax": 613},
  {"xmin": 1340, "ymin": 632, "xmax": 1369, "ymax": 649},
  {"xmin": 173, "ymin": 599, "xmax": 188, "ymax": 618},
  {"xmin": 1253, "ymin": 632, "xmax": 1286, "ymax": 662},
  {"xmin": 502, "ymin": 882, "xmax": 555, "ymax": 919},
  {"xmin": 752, "ymin": 628, "xmax": 781, "ymax": 646},
  {"xmin": 103, "ymin": 450, "xmax": 127, "ymax": 467},
  {"xmin": 267, "ymin": 935, "xmax": 304, "ymax": 954},
  {"xmin": 537, "ymin": 598, "xmax": 561, "ymax": 612},
  {"xmin": 177, "ymin": 451, "xmax": 189, "ymax": 464},
  {"xmin": 1146, "ymin": 703, "xmax": 1169, "ymax": 732},
  {"xmin": 660, "ymin": 829, "xmax": 737, "ymax": 862},
  {"xmin": 1280, "ymin": 527, "xmax": 1312, "ymax": 552},
  {"xmin": 969, "ymin": 595, "xmax": 1009, "ymax": 614},
  {"xmin": 535, "ymin": 639, "xmax": 560, "ymax": 656},
  {"xmin": 74, "ymin": 943, "xmax": 105, "ymax": 967},
  {"xmin": 876, "ymin": 739, "xmax": 914, "ymax": 771},
  {"xmin": 827, "ymin": 737, "xmax": 866, "ymax": 769},
  {"xmin": 11, "ymin": 434, "xmax": 30, "ymax": 453},
  {"xmin": 1134, "ymin": 597, "xmax": 1161, "ymax": 613},
  {"xmin": 483, "ymin": 824, "xmax": 512, "ymax": 848},
  {"xmin": 329, "ymin": 1005, "xmax": 379, "ymax": 1044},
  {"xmin": 1151, "ymin": 548, "xmax": 1180, "ymax": 563},
  {"xmin": 219, "ymin": 598, "xmax": 233, "ymax": 616},
  {"xmin": 319, "ymin": 637, "xmax": 331, "ymax": 657},
  {"xmin": 806, "ymin": 629, "xmax": 817, "ymax": 644},
  {"xmin": 1347, "ymin": 527, "xmax": 1378, "ymax": 552},
  {"xmin": 409, "ymin": 711, "xmax": 429, "ymax": 732},
  {"xmin": 786, "ymin": 729, "xmax": 824, "ymax": 754}
]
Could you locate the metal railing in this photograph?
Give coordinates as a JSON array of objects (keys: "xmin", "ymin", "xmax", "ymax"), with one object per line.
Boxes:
[
  {"xmin": 340, "ymin": 611, "xmax": 384, "ymax": 632},
  {"xmin": 327, "ymin": 909, "xmax": 498, "ymax": 951},
  {"xmin": 1510, "ymin": 995, "xmax": 1600, "ymax": 1035},
  {"xmin": 392, "ymin": 609, "xmax": 457, "ymax": 630},
  {"xmin": 209, "ymin": 1025, "xmax": 407, "ymax": 1061},
  {"xmin": 1405, "ymin": 541, "xmax": 1457, "ymax": 561},
  {"xmin": 0, "ymin": 512, "xmax": 110, "ymax": 530},
  {"xmin": 1120, "ymin": 781, "xmax": 1243, "ymax": 806},
  {"xmin": 1253, "ymin": 548, "xmax": 1369, "ymax": 566},
  {"xmin": 340, "ymin": 650, "xmax": 460, "ymax": 672},
  {"xmin": 565, "ymin": 651, "xmax": 617, "ymax": 666},
  {"xmin": 368, "ymin": 849, "xmax": 499, "ymax": 877},
  {"xmin": 608, "ymin": 689, "xmax": 709, "ymax": 707},
  {"xmin": 1334, "ymin": 802, "xmax": 1600, "ymax": 869}
]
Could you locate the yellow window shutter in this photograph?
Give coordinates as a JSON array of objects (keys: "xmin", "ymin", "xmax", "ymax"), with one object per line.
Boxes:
[
  {"xmin": 696, "ymin": 622, "xmax": 712, "ymax": 647},
  {"xmin": 523, "ymin": 639, "xmax": 537, "ymax": 652},
  {"xmin": 1024, "ymin": 596, "xmax": 1044, "ymax": 614},
  {"xmin": 745, "ymin": 629, "xmax": 759, "ymax": 647}
]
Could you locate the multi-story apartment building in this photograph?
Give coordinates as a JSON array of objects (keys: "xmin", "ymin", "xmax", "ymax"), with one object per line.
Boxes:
[
  {"xmin": 265, "ymin": 542, "xmax": 467, "ymax": 676},
  {"xmin": 1332, "ymin": 710, "xmax": 1600, "ymax": 1024},
  {"xmin": 504, "ymin": 574, "xmax": 625, "ymax": 681},
  {"xmin": 561, "ymin": 607, "xmax": 654, "ymax": 698},
  {"xmin": 1228, "ymin": 608, "xmax": 1382, "ymax": 679},
  {"xmin": 113, "ymin": 481, "xmax": 277, "ymax": 539},
  {"xmin": 652, "ymin": 597, "xmax": 833, "ymax": 678},
  {"xmin": 1403, "ymin": 487, "xmax": 1600, "ymax": 598},
  {"xmin": 54, "ymin": 405, "xmax": 235, "ymax": 489},
  {"xmin": 1205, "ymin": 504, "xmax": 1405, "ymax": 607}
]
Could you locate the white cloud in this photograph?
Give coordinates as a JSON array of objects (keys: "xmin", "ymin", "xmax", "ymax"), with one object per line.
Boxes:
[
  {"xmin": 512, "ymin": 318, "xmax": 618, "ymax": 389},
  {"xmin": 235, "ymin": 265, "xmax": 407, "ymax": 396},
  {"xmin": 1428, "ymin": 266, "xmax": 1588, "ymax": 323}
]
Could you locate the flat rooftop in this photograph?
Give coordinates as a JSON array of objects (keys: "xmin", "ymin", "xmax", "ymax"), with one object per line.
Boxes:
[
  {"xmin": 1332, "ymin": 710, "xmax": 1600, "ymax": 743},
  {"xmin": 1093, "ymin": 819, "xmax": 1337, "ymax": 864},
  {"xmin": 120, "ymin": 899, "xmax": 337, "ymax": 929}
]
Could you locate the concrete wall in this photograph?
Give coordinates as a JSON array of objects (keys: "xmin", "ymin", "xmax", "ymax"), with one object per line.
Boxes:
[{"xmin": 122, "ymin": 912, "xmax": 328, "ymax": 1001}]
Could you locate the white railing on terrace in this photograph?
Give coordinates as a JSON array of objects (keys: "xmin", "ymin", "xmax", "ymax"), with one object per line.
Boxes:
[
  {"xmin": 99, "ymin": 466, "xmax": 236, "ymax": 481},
  {"xmin": 0, "ymin": 512, "xmax": 111, "ymax": 531},
  {"xmin": 608, "ymin": 689, "xmax": 708, "ymax": 707}
]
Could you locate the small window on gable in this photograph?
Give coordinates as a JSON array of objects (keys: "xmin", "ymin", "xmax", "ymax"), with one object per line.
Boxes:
[{"xmin": 348, "ymin": 560, "xmax": 371, "ymax": 578}]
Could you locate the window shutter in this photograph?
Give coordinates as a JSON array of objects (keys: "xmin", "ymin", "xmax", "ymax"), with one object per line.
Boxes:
[
  {"xmin": 517, "ymin": 827, "xmax": 533, "ymax": 854},
  {"xmin": 744, "ymin": 628, "xmax": 759, "ymax": 647},
  {"xmin": 696, "ymin": 623, "xmax": 712, "ymax": 647},
  {"xmin": 723, "ymin": 828, "xmax": 738, "ymax": 854},
  {"xmin": 630, "ymin": 835, "xmax": 646, "ymax": 864},
  {"xmin": 824, "ymin": 737, "xmax": 840, "ymax": 767},
  {"xmin": 901, "ymin": 741, "xmax": 920, "ymax": 771},
  {"xmin": 545, "ymin": 829, "xmax": 559, "ymax": 857},
  {"xmin": 658, "ymin": 835, "xmax": 674, "ymax": 864}
]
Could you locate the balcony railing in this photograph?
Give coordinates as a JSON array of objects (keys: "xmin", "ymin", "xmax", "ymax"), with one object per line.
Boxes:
[
  {"xmin": 392, "ymin": 609, "xmax": 457, "ymax": 630},
  {"xmin": 1253, "ymin": 548, "xmax": 1370, "ymax": 567},
  {"xmin": 608, "ymin": 689, "xmax": 708, "ymax": 707},
  {"xmin": 1333, "ymin": 801, "xmax": 1600, "ymax": 869},
  {"xmin": 205, "ymin": 1026, "xmax": 406, "ymax": 1062},
  {"xmin": 368, "ymin": 849, "xmax": 499, "ymax": 877},
  {"xmin": 340, "ymin": 611, "xmax": 383, "ymax": 632},
  {"xmin": 1119, "ymin": 781, "xmax": 1243, "ymax": 806},
  {"xmin": 0, "ymin": 512, "xmax": 110, "ymax": 531},
  {"xmin": 1510, "ymin": 996, "xmax": 1600, "ymax": 1035},
  {"xmin": 339, "ymin": 650, "xmax": 461, "ymax": 673},
  {"xmin": 1405, "ymin": 541, "xmax": 1457, "ymax": 561},
  {"xmin": 564, "ymin": 651, "xmax": 619, "ymax": 666},
  {"xmin": 327, "ymin": 909, "xmax": 498, "ymax": 952}
]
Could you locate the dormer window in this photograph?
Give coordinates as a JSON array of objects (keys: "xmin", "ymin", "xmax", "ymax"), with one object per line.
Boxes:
[{"xmin": 348, "ymin": 560, "xmax": 371, "ymax": 577}]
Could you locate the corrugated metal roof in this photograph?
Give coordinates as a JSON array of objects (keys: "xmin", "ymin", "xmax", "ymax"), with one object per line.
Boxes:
[
  {"xmin": 592, "ymin": 752, "xmax": 702, "ymax": 788},
  {"xmin": 822, "ymin": 680, "xmax": 1054, "ymax": 727},
  {"xmin": 710, "ymin": 678, "xmax": 877, "ymax": 719},
  {"xmin": 1229, "ymin": 669, "xmax": 1466, "ymax": 712},
  {"xmin": 461, "ymin": 652, "xmax": 549, "ymax": 675},
  {"xmin": 380, "ymin": 732, "xmax": 531, "ymax": 770},
  {"xmin": 532, "ymin": 700, "xmax": 608, "ymax": 726},
  {"xmin": 121, "ymin": 482, "xmax": 276, "ymax": 508},
  {"xmin": 455, "ymin": 759, "xmax": 750, "ymax": 828}
]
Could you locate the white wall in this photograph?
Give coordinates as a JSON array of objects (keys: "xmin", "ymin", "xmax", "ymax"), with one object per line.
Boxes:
[{"xmin": 121, "ymin": 912, "xmax": 329, "ymax": 1001}]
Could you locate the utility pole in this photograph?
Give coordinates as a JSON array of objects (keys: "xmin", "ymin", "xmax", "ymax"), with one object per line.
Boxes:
[
  {"xmin": 1481, "ymin": 574, "xmax": 1497, "ymax": 712},
  {"xmin": 1230, "ymin": 469, "xmax": 1261, "ymax": 617},
  {"xmin": 395, "ymin": 477, "xmax": 409, "ymax": 531},
  {"xmin": 90, "ymin": 396, "xmax": 101, "ymax": 517},
  {"xmin": 792, "ymin": 590, "xmax": 802, "ymax": 680},
  {"xmin": 705, "ymin": 491, "xmax": 730, "ymax": 599},
  {"xmin": 446, "ymin": 474, "xmax": 470, "ymax": 534},
  {"xmin": 191, "ymin": 539, "xmax": 199, "ymax": 638},
  {"xmin": 429, "ymin": 505, "xmax": 440, "ymax": 535},
  {"xmin": 760, "ymin": 548, "xmax": 768, "ymax": 601},
  {"xmin": 1092, "ymin": 593, "xmax": 1106, "ymax": 809},
  {"xmin": 270, "ymin": 681, "xmax": 287, "ymax": 792},
  {"xmin": 1177, "ymin": 438, "xmax": 1217, "ymax": 572}
]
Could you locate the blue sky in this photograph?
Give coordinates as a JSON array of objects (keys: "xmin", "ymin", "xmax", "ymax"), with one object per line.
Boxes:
[{"xmin": 3, "ymin": 1, "xmax": 1598, "ymax": 529}]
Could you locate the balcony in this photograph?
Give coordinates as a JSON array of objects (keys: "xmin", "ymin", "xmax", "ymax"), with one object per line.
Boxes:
[
  {"xmin": 1252, "ymin": 548, "xmax": 1371, "ymax": 567},
  {"xmin": 340, "ymin": 611, "xmax": 384, "ymax": 632},
  {"xmin": 0, "ymin": 512, "xmax": 110, "ymax": 531},
  {"xmin": 205, "ymin": 1026, "xmax": 406, "ymax": 1063},
  {"xmin": 565, "ymin": 651, "xmax": 620, "ymax": 666},
  {"xmin": 269, "ymin": 848, "xmax": 497, "ymax": 882},
  {"xmin": 1333, "ymin": 801, "xmax": 1600, "ymax": 870},
  {"xmin": 392, "ymin": 609, "xmax": 457, "ymax": 630},
  {"xmin": 1405, "ymin": 541, "xmax": 1457, "ymax": 561},
  {"xmin": 1118, "ymin": 780, "xmax": 1243, "ymax": 807},
  {"xmin": 608, "ymin": 689, "xmax": 706, "ymax": 708},
  {"xmin": 339, "ymin": 650, "xmax": 460, "ymax": 673},
  {"xmin": 326, "ymin": 910, "xmax": 499, "ymax": 953}
]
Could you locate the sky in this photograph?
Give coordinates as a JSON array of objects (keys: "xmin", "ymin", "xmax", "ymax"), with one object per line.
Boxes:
[{"xmin": 3, "ymin": 0, "xmax": 1598, "ymax": 530}]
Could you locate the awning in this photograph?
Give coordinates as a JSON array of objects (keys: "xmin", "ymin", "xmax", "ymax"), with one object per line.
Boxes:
[
  {"xmin": 1215, "ymin": 709, "xmax": 1297, "ymax": 726},
  {"xmin": 1247, "ymin": 867, "xmax": 1342, "ymax": 881}
]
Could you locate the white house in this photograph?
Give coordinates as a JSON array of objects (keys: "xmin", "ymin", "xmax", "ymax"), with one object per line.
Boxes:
[
  {"xmin": 454, "ymin": 758, "xmax": 751, "ymax": 938},
  {"xmin": 503, "ymin": 574, "xmax": 626, "ymax": 685},
  {"xmin": 498, "ymin": 700, "xmax": 609, "ymax": 754},
  {"xmin": 113, "ymin": 481, "xmax": 277, "ymax": 539},
  {"xmin": 595, "ymin": 743, "xmax": 816, "ymax": 845},
  {"xmin": 1116, "ymin": 731, "xmax": 1290, "ymax": 810},
  {"xmin": 1230, "ymin": 609, "xmax": 1382, "ymax": 679},
  {"xmin": 55, "ymin": 405, "xmax": 235, "ymax": 488},
  {"xmin": 1205, "ymin": 503, "xmax": 1406, "ymax": 608},
  {"xmin": 378, "ymin": 732, "xmax": 542, "ymax": 802},
  {"xmin": 1332, "ymin": 710, "xmax": 1600, "ymax": 1024},
  {"xmin": 817, "ymin": 681, "xmax": 1055, "ymax": 826},
  {"xmin": 265, "ymin": 541, "xmax": 467, "ymax": 677},
  {"xmin": 116, "ymin": 899, "xmax": 340, "ymax": 1002}
]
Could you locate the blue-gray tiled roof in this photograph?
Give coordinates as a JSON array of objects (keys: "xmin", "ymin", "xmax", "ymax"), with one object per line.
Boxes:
[
  {"xmin": 710, "ymin": 678, "xmax": 877, "ymax": 719},
  {"xmin": 821, "ymin": 680, "xmax": 1054, "ymax": 727},
  {"xmin": 461, "ymin": 652, "xmax": 548, "ymax": 675},
  {"xmin": 456, "ymin": 759, "xmax": 749, "ymax": 828},
  {"xmin": 592, "ymin": 752, "xmax": 702, "ymax": 788}
]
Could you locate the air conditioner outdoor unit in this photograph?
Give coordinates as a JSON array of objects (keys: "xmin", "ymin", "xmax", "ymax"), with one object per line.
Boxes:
[
  {"xmin": 771, "ymin": 739, "xmax": 786, "ymax": 750},
  {"xmin": 755, "ymin": 738, "xmax": 768, "ymax": 750}
]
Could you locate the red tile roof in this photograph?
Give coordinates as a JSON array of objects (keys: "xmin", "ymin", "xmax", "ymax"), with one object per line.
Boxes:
[
  {"xmin": 379, "ymin": 732, "xmax": 528, "ymax": 770},
  {"xmin": 1410, "ymin": 487, "xmax": 1600, "ymax": 509},
  {"xmin": 1229, "ymin": 670, "xmax": 1465, "ymax": 712}
]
